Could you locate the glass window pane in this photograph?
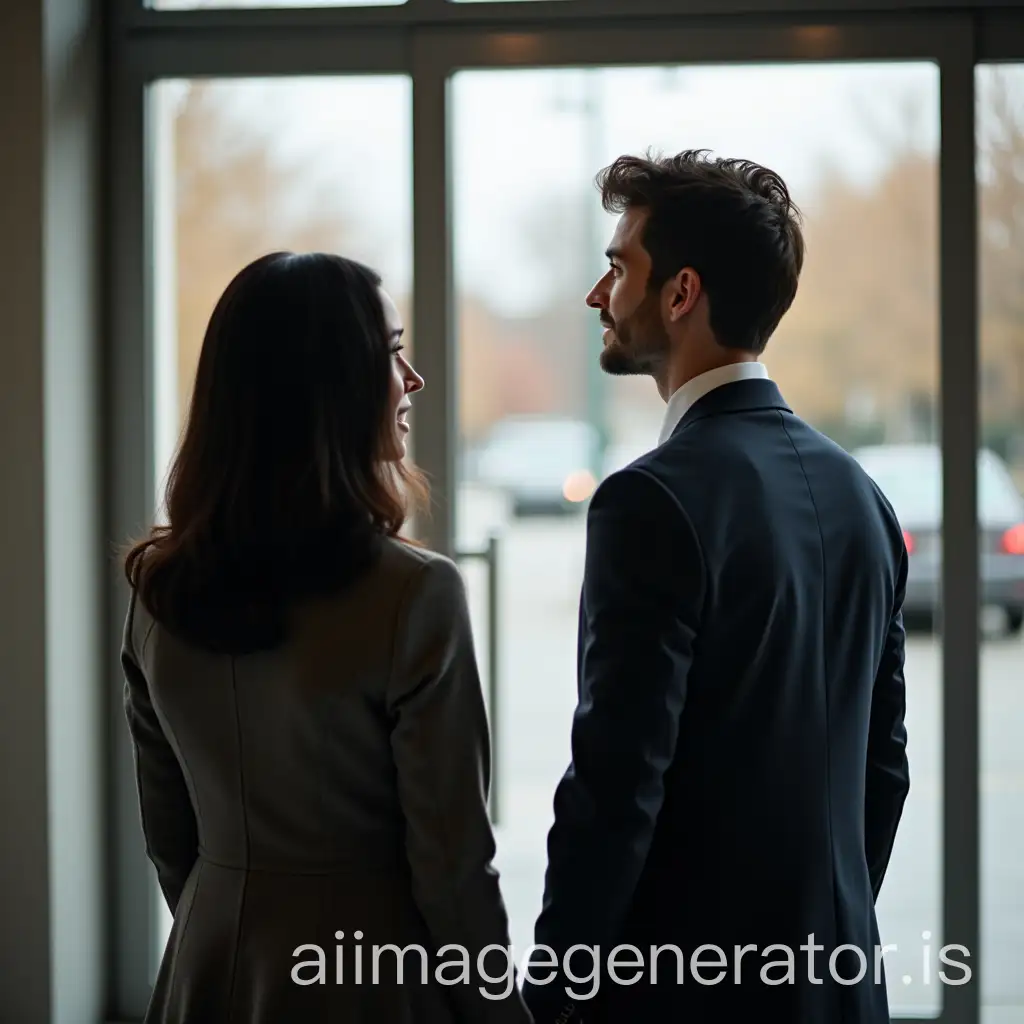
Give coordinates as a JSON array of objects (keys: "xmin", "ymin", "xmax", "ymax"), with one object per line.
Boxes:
[
  {"xmin": 453, "ymin": 63, "xmax": 940, "ymax": 1018},
  {"xmin": 978, "ymin": 61, "xmax": 1024, "ymax": 1024},
  {"xmin": 148, "ymin": 74, "xmax": 412, "ymax": 963}
]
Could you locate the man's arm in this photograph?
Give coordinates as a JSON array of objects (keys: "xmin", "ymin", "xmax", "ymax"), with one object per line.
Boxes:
[
  {"xmin": 522, "ymin": 467, "xmax": 705, "ymax": 1023},
  {"xmin": 865, "ymin": 536, "xmax": 911, "ymax": 901}
]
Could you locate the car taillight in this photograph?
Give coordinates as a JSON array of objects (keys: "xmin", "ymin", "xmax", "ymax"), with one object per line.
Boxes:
[
  {"xmin": 1002, "ymin": 524, "xmax": 1024, "ymax": 555},
  {"xmin": 902, "ymin": 529, "xmax": 915, "ymax": 554}
]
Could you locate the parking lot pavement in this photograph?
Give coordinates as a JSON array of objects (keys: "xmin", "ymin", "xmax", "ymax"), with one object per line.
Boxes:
[{"xmin": 459, "ymin": 513, "xmax": 1024, "ymax": 1020}]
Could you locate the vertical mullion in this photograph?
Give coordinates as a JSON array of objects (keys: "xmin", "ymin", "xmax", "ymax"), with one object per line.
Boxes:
[
  {"xmin": 107, "ymin": 57, "xmax": 158, "ymax": 1021},
  {"xmin": 410, "ymin": 30, "xmax": 455, "ymax": 557},
  {"xmin": 939, "ymin": 20, "xmax": 980, "ymax": 1024}
]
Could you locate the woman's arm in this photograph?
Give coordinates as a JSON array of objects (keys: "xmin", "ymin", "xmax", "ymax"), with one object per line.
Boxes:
[
  {"xmin": 387, "ymin": 555, "xmax": 532, "ymax": 1023},
  {"xmin": 122, "ymin": 593, "xmax": 199, "ymax": 916}
]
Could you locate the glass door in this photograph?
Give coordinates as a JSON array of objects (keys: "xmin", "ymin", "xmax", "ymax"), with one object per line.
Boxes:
[
  {"xmin": 451, "ymin": 60, "xmax": 944, "ymax": 1019},
  {"xmin": 148, "ymin": 71, "xmax": 413, "ymax": 967},
  {"xmin": 977, "ymin": 62, "xmax": 1024, "ymax": 1024}
]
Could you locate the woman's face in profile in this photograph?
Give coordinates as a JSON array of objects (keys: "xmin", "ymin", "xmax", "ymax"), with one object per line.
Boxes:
[{"xmin": 380, "ymin": 287, "xmax": 424, "ymax": 461}]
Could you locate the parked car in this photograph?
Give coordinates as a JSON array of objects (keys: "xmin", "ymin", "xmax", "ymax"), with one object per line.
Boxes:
[
  {"xmin": 473, "ymin": 415, "xmax": 599, "ymax": 517},
  {"xmin": 852, "ymin": 444, "xmax": 1024, "ymax": 635}
]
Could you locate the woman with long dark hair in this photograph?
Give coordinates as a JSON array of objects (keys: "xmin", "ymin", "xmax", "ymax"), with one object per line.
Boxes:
[{"xmin": 122, "ymin": 252, "xmax": 530, "ymax": 1023}]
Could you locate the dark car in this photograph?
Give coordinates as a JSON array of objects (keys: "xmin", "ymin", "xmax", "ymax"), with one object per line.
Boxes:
[{"xmin": 853, "ymin": 444, "xmax": 1024, "ymax": 636}]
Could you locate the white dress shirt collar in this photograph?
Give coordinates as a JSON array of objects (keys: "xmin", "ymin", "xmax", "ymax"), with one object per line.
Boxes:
[{"xmin": 658, "ymin": 361, "xmax": 770, "ymax": 445}]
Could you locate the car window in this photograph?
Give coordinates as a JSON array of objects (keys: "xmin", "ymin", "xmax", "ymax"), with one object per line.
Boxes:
[
  {"xmin": 854, "ymin": 447, "xmax": 1024, "ymax": 525},
  {"xmin": 979, "ymin": 451, "xmax": 1024, "ymax": 520},
  {"xmin": 856, "ymin": 451, "xmax": 942, "ymax": 523},
  {"xmin": 477, "ymin": 419, "xmax": 598, "ymax": 482}
]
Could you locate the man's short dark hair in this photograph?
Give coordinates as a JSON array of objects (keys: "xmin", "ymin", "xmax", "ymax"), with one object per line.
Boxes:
[{"xmin": 597, "ymin": 149, "xmax": 804, "ymax": 353}]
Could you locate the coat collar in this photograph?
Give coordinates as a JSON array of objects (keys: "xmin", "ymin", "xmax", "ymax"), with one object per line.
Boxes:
[{"xmin": 667, "ymin": 376, "xmax": 792, "ymax": 440}]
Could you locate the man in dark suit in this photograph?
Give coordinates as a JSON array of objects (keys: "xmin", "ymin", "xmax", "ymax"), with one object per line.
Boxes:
[{"xmin": 521, "ymin": 150, "xmax": 911, "ymax": 1024}]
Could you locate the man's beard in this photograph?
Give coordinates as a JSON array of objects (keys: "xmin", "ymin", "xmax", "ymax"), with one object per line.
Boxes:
[{"xmin": 598, "ymin": 291, "xmax": 671, "ymax": 377}]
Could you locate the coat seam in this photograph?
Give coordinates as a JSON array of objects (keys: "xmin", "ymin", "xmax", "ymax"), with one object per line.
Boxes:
[{"xmin": 777, "ymin": 409, "xmax": 844, "ymax": 1023}]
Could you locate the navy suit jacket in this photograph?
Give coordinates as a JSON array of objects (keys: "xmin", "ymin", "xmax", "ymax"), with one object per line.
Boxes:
[{"xmin": 522, "ymin": 378, "xmax": 910, "ymax": 1024}]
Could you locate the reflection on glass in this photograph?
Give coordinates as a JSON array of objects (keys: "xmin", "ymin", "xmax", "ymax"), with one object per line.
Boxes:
[
  {"xmin": 149, "ymin": 75, "xmax": 412, "ymax": 959},
  {"xmin": 453, "ymin": 63, "xmax": 941, "ymax": 1018},
  {"xmin": 978, "ymin": 62, "xmax": 1024, "ymax": 1024}
]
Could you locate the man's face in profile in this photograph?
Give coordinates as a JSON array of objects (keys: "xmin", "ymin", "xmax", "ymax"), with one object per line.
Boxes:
[{"xmin": 586, "ymin": 206, "xmax": 671, "ymax": 378}]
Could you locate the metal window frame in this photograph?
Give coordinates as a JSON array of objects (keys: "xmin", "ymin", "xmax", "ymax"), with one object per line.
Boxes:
[{"xmin": 104, "ymin": 1, "xmax": 1017, "ymax": 1020}]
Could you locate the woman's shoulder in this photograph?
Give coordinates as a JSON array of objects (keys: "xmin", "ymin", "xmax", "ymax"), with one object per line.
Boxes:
[
  {"xmin": 288, "ymin": 539, "xmax": 463, "ymax": 659},
  {"xmin": 377, "ymin": 535, "xmax": 456, "ymax": 577},
  {"xmin": 374, "ymin": 537, "xmax": 466, "ymax": 608}
]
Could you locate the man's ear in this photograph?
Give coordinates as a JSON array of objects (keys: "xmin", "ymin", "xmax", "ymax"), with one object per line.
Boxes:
[{"xmin": 667, "ymin": 267, "xmax": 701, "ymax": 322}]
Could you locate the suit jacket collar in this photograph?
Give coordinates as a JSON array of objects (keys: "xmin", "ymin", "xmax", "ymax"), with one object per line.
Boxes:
[
  {"xmin": 668, "ymin": 377, "xmax": 792, "ymax": 439},
  {"xmin": 658, "ymin": 362, "xmax": 770, "ymax": 444}
]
